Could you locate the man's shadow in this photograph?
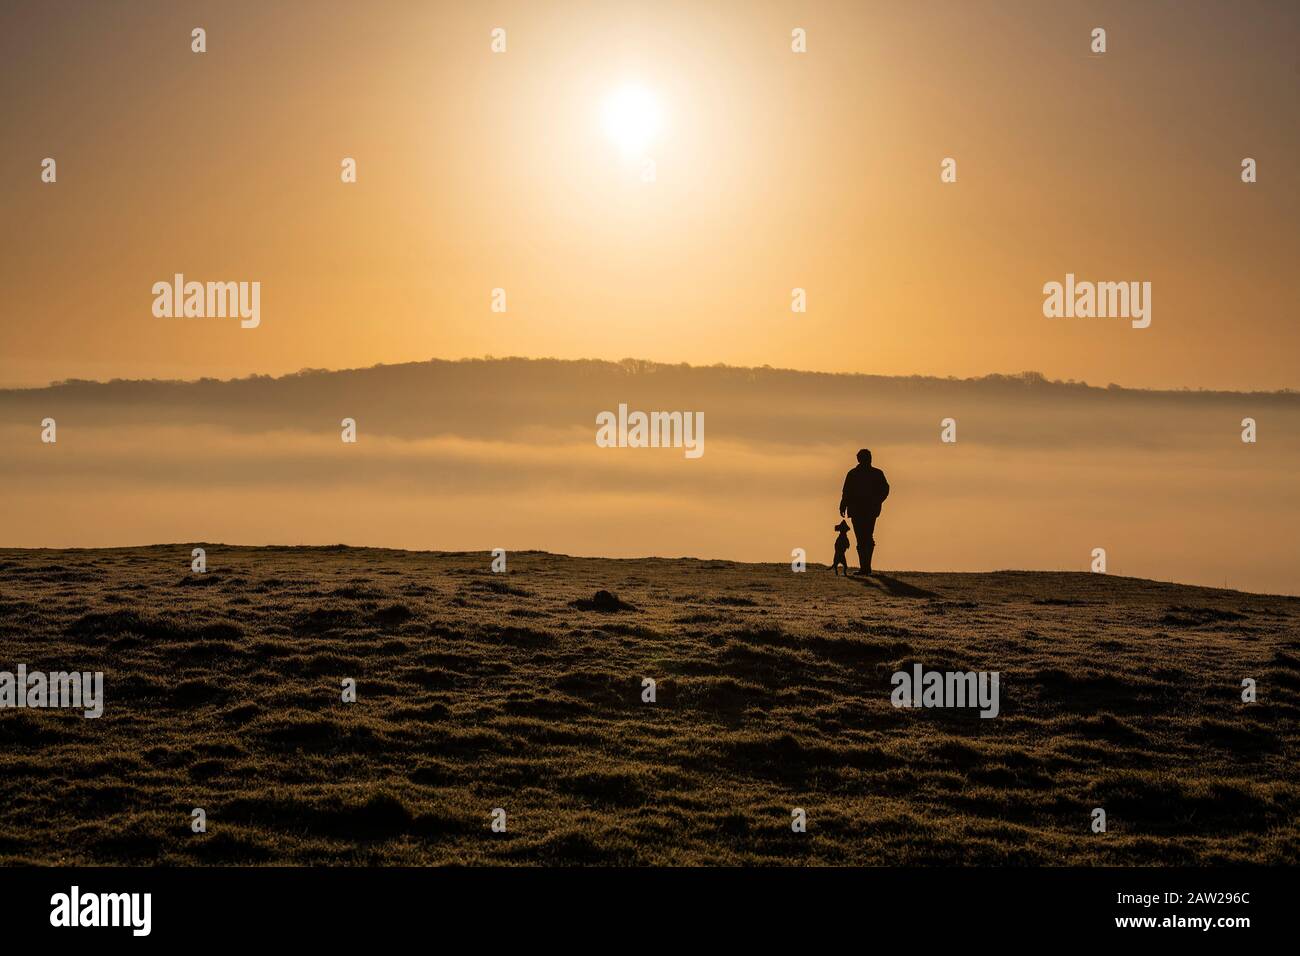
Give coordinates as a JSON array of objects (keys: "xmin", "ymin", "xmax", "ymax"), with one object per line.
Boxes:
[{"xmin": 853, "ymin": 573, "xmax": 938, "ymax": 599}]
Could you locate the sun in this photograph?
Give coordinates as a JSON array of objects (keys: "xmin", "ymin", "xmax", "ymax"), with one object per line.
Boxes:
[{"xmin": 601, "ymin": 85, "xmax": 663, "ymax": 156}]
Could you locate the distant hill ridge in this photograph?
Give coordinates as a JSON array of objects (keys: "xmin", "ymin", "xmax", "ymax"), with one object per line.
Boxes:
[{"xmin": 6, "ymin": 356, "xmax": 1299, "ymax": 399}]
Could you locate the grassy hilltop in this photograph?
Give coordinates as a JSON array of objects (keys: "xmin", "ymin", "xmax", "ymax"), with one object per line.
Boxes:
[{"xmin": 0, "ymin": 546, "xmax": 1296, "ymax": 865}]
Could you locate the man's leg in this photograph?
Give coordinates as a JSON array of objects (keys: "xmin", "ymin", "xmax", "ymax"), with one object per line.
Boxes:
[{"xmin": 850, "ymin": 514, "xmax": 877, "ymax": 574}]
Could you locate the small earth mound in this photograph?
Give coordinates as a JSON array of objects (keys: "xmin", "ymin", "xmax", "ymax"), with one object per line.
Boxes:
[
  {"xmin": 372, "ymin": 604, "xmax": 414, "ymax": 627},
  {"xmin": 178, "ymin": 572, "xmax": 223, "ymax": 587},
  {"xmin": 570, "ymin": 590, "xmax": 637, "ymax": 612}
]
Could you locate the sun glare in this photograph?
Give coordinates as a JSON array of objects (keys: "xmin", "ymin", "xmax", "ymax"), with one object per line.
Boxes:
[{"xmin": 601, "ymin": 85, "xmax": 663, "ymax": 155}]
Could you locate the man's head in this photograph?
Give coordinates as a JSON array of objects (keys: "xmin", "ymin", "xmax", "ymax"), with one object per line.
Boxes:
[{"xmin": 856, "ymin": 448, "xmax": 872, "ymax": 465}]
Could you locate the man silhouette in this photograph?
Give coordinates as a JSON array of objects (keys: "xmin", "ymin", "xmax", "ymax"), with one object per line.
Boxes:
[{"xmin": 839, "ymin": 449, "xmax": 890, "ymax": 576}]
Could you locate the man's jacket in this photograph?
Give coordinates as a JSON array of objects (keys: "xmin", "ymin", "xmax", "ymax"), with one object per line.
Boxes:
[{"xmin": 840, "ymin": 465, "xmax": 890, "ymax": 517}]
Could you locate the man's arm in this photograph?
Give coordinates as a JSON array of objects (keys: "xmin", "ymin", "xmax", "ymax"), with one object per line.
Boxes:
[
  {"xmin": 879, "ymin": 471, "xmax": 890, "ymax": 503},
  {"xmin": 839, "ymin": 471, "xmax": 851, "ymax": 516}
]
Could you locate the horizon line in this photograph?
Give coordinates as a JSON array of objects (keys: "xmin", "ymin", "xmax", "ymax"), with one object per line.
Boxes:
[
  {"xmin": 5, "ymin": 355, "xmax": 1299, "ymax": 399},
  {"xmin": 0, "ymin": 540, "xmax": 1293, "ymax": 600}
]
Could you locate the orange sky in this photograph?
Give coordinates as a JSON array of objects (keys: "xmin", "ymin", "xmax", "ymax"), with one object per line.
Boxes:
[{"xmin": 2, "ymin": 0, "xmax": 1298, "ymax": 390}]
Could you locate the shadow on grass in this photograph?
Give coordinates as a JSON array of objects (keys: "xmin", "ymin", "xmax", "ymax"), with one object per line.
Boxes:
[{"xmin": 856, "ymin": 573, "xmax": 940, "ymax": 599}]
